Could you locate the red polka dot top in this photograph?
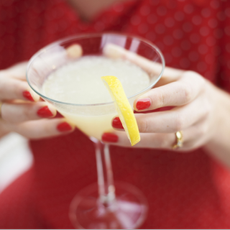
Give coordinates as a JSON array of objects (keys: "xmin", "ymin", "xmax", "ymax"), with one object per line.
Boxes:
[{"xmin": 1, "ymin": 0, "xmax": 230, "ymax": 228}]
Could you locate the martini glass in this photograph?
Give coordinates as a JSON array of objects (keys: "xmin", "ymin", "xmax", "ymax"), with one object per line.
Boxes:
[{"xmin": 26, "ymin": 33, "xmax": 165, "ymax": 229}]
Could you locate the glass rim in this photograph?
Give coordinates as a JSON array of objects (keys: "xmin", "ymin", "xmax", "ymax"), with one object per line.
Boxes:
[{"xmin": 26, "ymin": 32, "xmax": 165, "ymax": 107}]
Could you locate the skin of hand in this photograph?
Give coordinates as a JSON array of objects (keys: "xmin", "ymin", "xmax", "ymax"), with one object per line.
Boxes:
[
  {"xmin": 0, "ymin": 62, "xmax": 75, "ymax": 139},
  {"xmin": 104, "ymin": 64, "xmax": 230, "ymax": 168}
]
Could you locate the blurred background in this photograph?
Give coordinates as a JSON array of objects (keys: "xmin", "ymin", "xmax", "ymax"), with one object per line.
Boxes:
[{"xmin": 0, "ymin": 133, "xmax": 33, "ymax": 193}]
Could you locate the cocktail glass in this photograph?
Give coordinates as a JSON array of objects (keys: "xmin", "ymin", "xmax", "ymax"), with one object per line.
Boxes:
[{"xmin": 26, "ymin": 33, "xmax": 165, "ymax": 229}]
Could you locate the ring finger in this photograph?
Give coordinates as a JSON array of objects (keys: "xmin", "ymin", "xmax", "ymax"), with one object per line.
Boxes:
[{"xmin": 101, "ymin": 124, "xmax": 202, "ymax": 151}]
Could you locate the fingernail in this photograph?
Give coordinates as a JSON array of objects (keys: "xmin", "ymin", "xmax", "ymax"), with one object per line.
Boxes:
[
  {"xmin": 136, "ymin": 98, "xmax": 151, "ymax": 110},
  {"xmin": 112, "ymin": 117, "xmax": 124, "ymax": 129},
  {"xmin": 23, "ymin": 91, "xmax": 34, "ymax": 101},
  {"xmin": 102, "ymin": 133, "xmax": 118, "ymax": 143},
  {"xmin": 37, "ymin": 106, "xmax": 53, "ymax": 117},
  {"xmin": 57, "ymin": 122, "xmax": 73, "ymax": 132}
]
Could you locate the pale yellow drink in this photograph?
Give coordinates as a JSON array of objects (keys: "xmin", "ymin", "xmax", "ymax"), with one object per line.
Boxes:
[{"xmin": 42, "ymin": 56, "xmax": 149, "ymax": 140}]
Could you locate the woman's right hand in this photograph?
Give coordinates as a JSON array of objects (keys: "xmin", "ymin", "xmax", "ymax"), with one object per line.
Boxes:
[{"xmin": 0, "ymin": 62, "xmax": 75, "ymax": 139}]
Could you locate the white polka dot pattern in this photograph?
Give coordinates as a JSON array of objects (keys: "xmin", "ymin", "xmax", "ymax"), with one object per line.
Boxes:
[{"xmin": 1, "ymin": 0, "xmax": 230, "ymax": 228}]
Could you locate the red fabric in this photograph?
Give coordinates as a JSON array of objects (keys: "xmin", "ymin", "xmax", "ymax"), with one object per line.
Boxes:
[{"xmin": 1, "ymin": 0, "xmax": 230, "ymax": 228}]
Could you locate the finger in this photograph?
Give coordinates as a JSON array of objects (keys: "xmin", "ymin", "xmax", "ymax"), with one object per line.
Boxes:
[
  {"xmin": 3, "ymin": 62, "xmax": 39, "ymax": 99},
  {"xmin": 153, "ymin": 66, "xmax": 185, "ymax": 87},
  {"xmin": 1, "ymin": 102, "xmax": 56, "ymax": 123},
  {"xmin": 101, "ymin": 129, "xmax": 186, "ymax": 150},
  {"xmin": 30, "ymin": 44, "xmax": 83, "ymax": 77},
  {"xmin": 7, "ymin": 62, "xmax": 28, "ymax": 80},
  {"xmin": 102, "ymin": 123, "xmax": 205, "ymax": 151},
  {"xmin": 103, "ymin": 43, "xmax": 183, "ymax": 82},
  {"xmin": 0, "ymin": 62, "xmax": 27, "ymax": 81},
  {"xmin": 66, "ymin": 44, "xmax": 83, "ymax": 58},
  {"xmin": 102, "ymin": 130, "xmax": 174, "ymax": 149},
  {"xmin": 135, "ymin": 95, "xmax": 209, "ymax": 133},
  {"xmin": 12, "ymin": 118, "xmax": 75, "ymax": 139},
  {"xmin": 134, "ymin": 71, "xmax": 205, "ymax": 111},
  {"xmin": 0, "ymin": 75, "xmax": 39, "ymax": 101},
  {"xmin": 179, "ymin": 117, "xmax": 211, "ymax": 150}
]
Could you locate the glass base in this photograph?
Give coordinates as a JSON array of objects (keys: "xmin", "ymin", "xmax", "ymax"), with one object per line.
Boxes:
[{"xmin": 69, "ymin": 182, "xmax": 148, "ymax": 229}]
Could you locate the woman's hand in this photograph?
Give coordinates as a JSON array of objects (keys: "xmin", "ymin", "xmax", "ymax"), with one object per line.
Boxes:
[
  {"xmin": 103, "ymin": 65, "xmax": 230, "ymax": 166},
  {"xmin": 0, "ymin": 62, "xmax": 75, "ymax": 139},
  {"xmin": 102, "ymin": 44, "xmax": 230, "ymax": 167},
  {"xmin": 102, "ymin": 44, "xmax": 230, "ymax": 168},
  {"xmin": 102, "ymin": 68, "xmax": 217, "ymax": 151}
]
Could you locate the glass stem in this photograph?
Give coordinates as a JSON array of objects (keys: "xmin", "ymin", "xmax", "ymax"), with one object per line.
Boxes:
[{"xmin": 94, "ymin": 140, "xmax": 116, "ymax": 204}]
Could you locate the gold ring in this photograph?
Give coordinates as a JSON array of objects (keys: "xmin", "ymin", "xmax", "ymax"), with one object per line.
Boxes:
[{"xmin": 172, "ymin": 131, "xmax": 183, "ymax": 149}]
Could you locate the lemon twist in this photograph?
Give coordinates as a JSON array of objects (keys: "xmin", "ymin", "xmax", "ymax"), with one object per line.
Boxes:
[{"xmin": 101, "ymin": 76, "xmax": 140, "ymax": 146}]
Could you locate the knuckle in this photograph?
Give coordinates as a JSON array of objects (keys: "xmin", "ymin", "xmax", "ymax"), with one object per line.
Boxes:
[
  {"xmin": 197, "ymin": 123, "xmax": 208, "ymax": 137},
  {"xmin": 202, "ymin": 98, "xmax": 212, "ymax": 118},
  {"xmin": 203, "ymin": 106, "xmax": 210, "ymax": 119},
  {"xmin": 174, "ymin": 114, "xmax": 184, "ymax": 131},
  {"xmin": 14, "ymin": 81, "xmax": 24, "ymax": 96},
  {"xmin": 159, "ymin": 135, "xmax": 170, "ymax": 148},
  {"xmin": 180, "ymin": 82, "xmax": 193, "ymax": 103},
  {"xmin": 155, "ymin": 89, "xmax": 165, "ymax": 107},
  {"xmin": 138, "ymin": 119, "xmax": 150, "ymax": 133},
  {"xmin": 184, "ymin": 70, "xmax": 206, "ymax": 88},
  {"xmin": 1, "ymin": 104, "xmax": 13, "ymax": 123},
  {"xmin": 23, "ymin": 106, "xmax": 31, "ymax": 118}
]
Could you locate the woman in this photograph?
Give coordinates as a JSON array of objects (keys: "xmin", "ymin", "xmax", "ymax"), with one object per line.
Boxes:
[{"xmin": 0, "ymin": 0, "xmax": 230, "ymax": 228}]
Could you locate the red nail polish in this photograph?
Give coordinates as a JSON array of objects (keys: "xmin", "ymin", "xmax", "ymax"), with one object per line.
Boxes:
[
  {"xmin": 102, "ymin": 133, "xmax": 118, "ymax": 143},
  {"xmin": 112, "ymin": 117, "xmax": 124, "ymax": 129},
  {"xmin": 136, "ymin": 98, "xmax": 151, "ymax": 110},
  {"xmin": 57, "ymin": 122, "xmax": 73, "ymax": 132},
  {"xmin": 23, "ymin": 91, "xmax": 34, "ymax": 101},
  {"xmin": 37, "ymin": 106, "xmax": 53, "ymax": 117}
]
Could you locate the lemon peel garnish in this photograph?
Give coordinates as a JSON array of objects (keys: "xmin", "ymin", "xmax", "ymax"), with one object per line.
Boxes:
[{"xmin": 101, "ymin": 76, "xmax": 140, "ymax": 146}]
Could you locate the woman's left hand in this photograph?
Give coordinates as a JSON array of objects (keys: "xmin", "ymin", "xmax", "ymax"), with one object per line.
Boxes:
[{"xmin": 102, "ymin": 67, "xmax": 222, "ymax": 152}]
